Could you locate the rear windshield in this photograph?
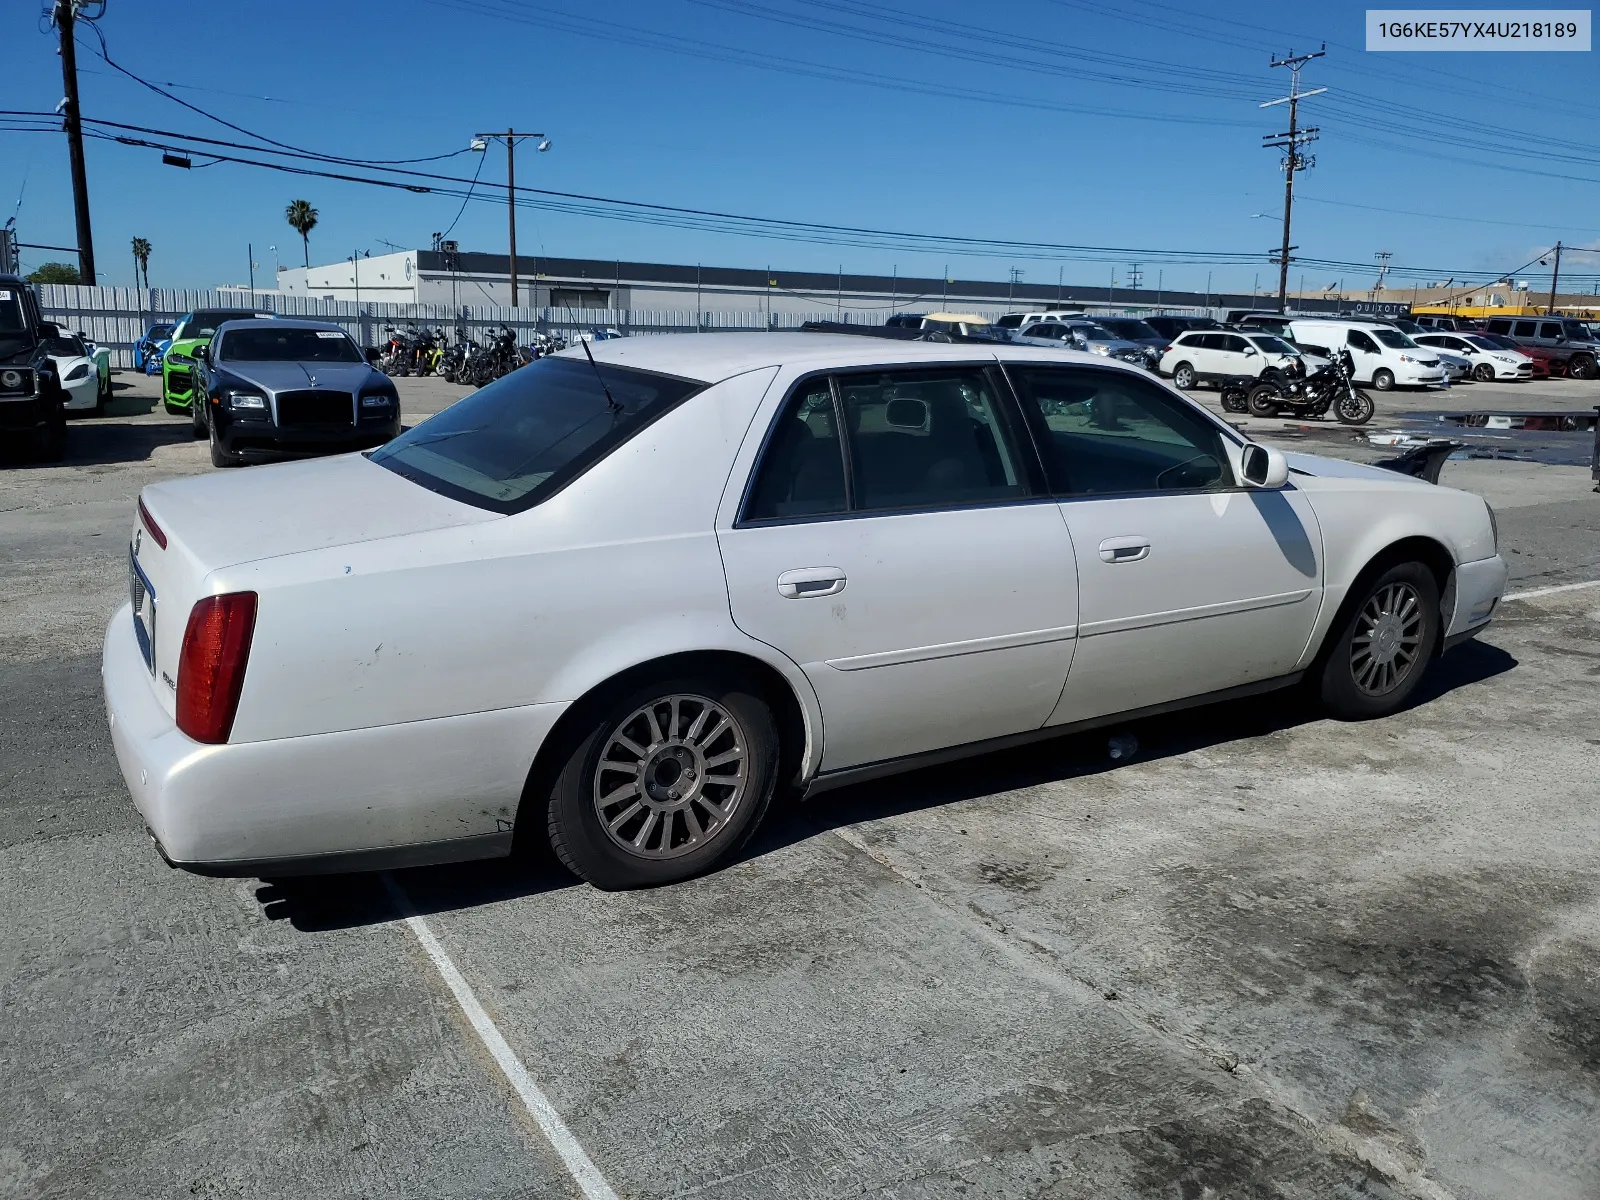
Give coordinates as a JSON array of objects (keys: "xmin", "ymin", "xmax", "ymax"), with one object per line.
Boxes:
[
  {"xmin": 220, "ymin": 327, "xmax": 362, "ymax": 362},
  {"xmin": 371, "ymin": 355, "xmax": 704, "ymax": 513}
]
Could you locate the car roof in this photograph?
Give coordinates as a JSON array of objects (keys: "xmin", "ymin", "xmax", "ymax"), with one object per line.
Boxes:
[
  {"xmin": 216, "ymin": 317, "xmax": 348, "ymax": 333},
  {"xmin": 569, "ymin": 332, "xmax": 1138, "ymax": 383}
]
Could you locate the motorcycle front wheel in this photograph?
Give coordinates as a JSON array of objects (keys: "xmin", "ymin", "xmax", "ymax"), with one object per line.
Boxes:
[
  {"xmin": 1336, "ymin": 389, "xmax": 1376, "ymax": 425},
  {"xmin": 1246, "ymin": 385, "xmax": 1282, "ymax": 418}
]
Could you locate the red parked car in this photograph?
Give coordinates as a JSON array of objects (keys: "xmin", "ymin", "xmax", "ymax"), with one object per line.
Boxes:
[{"xmin": 1476, "ymin": 333, "xmax": 1559, "ymax": 378}]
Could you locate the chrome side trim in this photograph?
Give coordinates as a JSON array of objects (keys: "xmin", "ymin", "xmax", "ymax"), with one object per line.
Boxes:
[
  {"xmin": 1078, "ymin": 589, "xmax": 1313, "ymax": 638},
  {"xmin": 824, "ymin": 623, "xmax": 1079, "ymax": 672}
]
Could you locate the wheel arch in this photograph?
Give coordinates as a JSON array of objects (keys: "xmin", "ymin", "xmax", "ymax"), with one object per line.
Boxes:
[
  {"xmin": 513, "ymin": 647, "xmax": 819, "ymax": 851},
  {"xmin": 1309, "ymin": 534, "xmax": 1456, "ymax": 670}
]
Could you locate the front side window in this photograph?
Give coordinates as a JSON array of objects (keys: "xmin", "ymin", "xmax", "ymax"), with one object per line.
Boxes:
[
  {"xmin": 1221, "ymin": 335, "xmax": 1249, "ymax": 353},
  {"xmin": 1540, "ymin": 322, "xmax": 1566, "ymax": 339},
  {"xmin": 1009, "ymin": 366, "xmax": 1229, "ymax": 496},
  {"xmin": 1349, "ymin": 331, "xmax": 1380, "ymax": 353},
  {"xmin": 220, "ymin": 328, "xmax": 363, "ymax": 363},
  {"xmin": 1372, "ymin": 329, "xmax": 1416, "ymax": 349},
  {"xmin": 372, "ymin": 356, "xmax": 703, "ymax": 513}
]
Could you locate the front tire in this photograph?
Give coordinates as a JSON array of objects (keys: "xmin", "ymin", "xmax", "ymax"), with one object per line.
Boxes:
[
  {"xmin": 1473, "ymin": 361, "xmax": 1495, "ymax": 382},
  {"xmin": 1318, "ymin": 562, "xmax": 1440, "ymax": 720},
  {"xmin": 545, "ymin": 674, "xmax": 780, "ymax": 889},
  {"xmin": 1569, "ymin": 354, "xmax": 1597, "ymax": 380},
  {"xmin": 191, "ymin": 397, "xmax": 207, "ymax": 439},
  {"xmin": 1371, "ymin": 368, "xmax": 1395, "ymax": 391},
  {"xmin": 1171, "ymin": 362, "xmax": 1196, "ymax": 390},
  {"xmin": 209, "ymin": 420, "xmax": 240, "ymax": 468},
  {"xmin": 1335, "ymin": 389, "xmax": 1376, "ymax": 425}
]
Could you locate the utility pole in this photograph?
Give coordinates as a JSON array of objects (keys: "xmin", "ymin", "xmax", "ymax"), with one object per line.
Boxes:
[
  {"xmin": 1127, "ymin": 263, "xmax": 1143, "ymax": 293},
  {"xmin": 1546, "ymin": 241, "xmax": 1563, "ymax": 314},
  {"xmin": 54, "ymin": 0, "xmax": 98, "ymax": 285},
  {"xmin": 473, "ymin": 130, "xmax": 547, "ymax": 306},
  {"xmin": 1372, "ymin": 250, "xmax": 1392, "ymax": 298},
  {"xmin": 248, "ymin": 243, "xmax": 254, "ymax": 297},
  {"xmin": 1262, "ymin": 45, "xmax": 1325, "ymax": 314},
  {"xmin": 1008, "ymin": 266, "xmax": 1023, "ymax": 306}
]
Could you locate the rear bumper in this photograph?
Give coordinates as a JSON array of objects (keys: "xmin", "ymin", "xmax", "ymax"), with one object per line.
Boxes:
[{"xmin": 103, "ymin": 602, "xmax": 566, "ymax": 875}]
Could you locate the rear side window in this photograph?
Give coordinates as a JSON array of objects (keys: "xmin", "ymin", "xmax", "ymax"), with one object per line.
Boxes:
[
  {"xmin": 1486, "ymin": 319, "xmax": 1511, "ymax": 334},
  {"xmin": 1514, "ymin": 321, "xmax": 1538, "ymax": 336},
  {"xmin": 371, "ymin": 356, "xmax": 703, "ymax": 514},
  {"xmin": 741, "ymin": 368, "xmax": 1031, "ymax": 521},
  {"xmin": 742, "ymin": 380, "xmax": 846, "ymax": 521}
]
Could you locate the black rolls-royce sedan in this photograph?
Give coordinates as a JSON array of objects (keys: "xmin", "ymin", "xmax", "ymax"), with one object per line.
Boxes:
[{"xmin": 191, "ymin": 319, "xmax": 400, "ymax": 467}]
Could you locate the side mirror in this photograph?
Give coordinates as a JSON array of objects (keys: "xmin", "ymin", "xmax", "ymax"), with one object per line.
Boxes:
[
  {"xmin": 1243, "ymin": 347, "xmax": 1258, "ymax": 357},
  {"xmin": 1239, "ymin": 443, "xmax": 1289, "ymax": 489},
  {"xmin": 196, "ymin": 345, "xmax": 209, "ymax": 363},
  {"xmin": 38, "ymin": 322, "xmax": 60, "ymax": 338},
  {"xmin": 365, "ymin": 346, "xmax": 382, "ymax": 364}
]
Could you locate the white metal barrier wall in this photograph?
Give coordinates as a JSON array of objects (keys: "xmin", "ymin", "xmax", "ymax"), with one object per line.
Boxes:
[{"xmin": 38, "ymin": 285, "xmax": 1213, "ymax": 369}]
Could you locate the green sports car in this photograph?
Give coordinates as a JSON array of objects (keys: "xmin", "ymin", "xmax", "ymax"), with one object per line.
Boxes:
[{"xmin": 161, "ymin": 308, "xmax": 270, "ymax": 413}]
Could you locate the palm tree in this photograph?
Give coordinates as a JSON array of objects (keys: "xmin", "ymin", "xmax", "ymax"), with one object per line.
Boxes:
[
  {"xmin": 131, "ymin": 237, "xmax": 152, "ymax": 289},
  {"xmin": 284, "ymin": 200, "xmax": 319, "ymax": 268}
]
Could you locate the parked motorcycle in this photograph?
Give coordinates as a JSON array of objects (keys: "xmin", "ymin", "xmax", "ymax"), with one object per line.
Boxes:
[{"xmin": 1236, "ymin": 351, "xmax": 1376, "ymax": 426}]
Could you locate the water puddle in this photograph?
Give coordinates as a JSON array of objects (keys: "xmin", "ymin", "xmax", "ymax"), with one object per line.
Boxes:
[{"xmin": 1378, "ymin": 409, "xmax": 1600, "ymax": 467}]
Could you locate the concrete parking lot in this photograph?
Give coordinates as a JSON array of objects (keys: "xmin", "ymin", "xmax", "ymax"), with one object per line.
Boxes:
[{"xmin": 3, "ymin": 367, "xmax": 1598, "ymax": 1198}]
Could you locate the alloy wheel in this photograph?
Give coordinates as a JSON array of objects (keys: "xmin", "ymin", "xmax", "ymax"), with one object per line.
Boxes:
[
  {"xmin": 592, "ymin": 694, "xmax": 748, "ymax": 861},
  {"xmin": 1349, "ymin": 581, "xmax": 1424, "ymax": 696}
]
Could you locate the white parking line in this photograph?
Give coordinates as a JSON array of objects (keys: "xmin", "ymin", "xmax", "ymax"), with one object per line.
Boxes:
[
  {"xmin": 381, "ymin": 873, "xmax": 620, "ymax": 1200},
  {"xmin": 1503, "ymin": 579, "xmax": 1600, "ymax": 602}
]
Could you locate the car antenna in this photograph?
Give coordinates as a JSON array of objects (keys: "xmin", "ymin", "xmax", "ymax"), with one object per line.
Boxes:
[{"xmin": 564, "ymin": 298, "xmax": 622, "ymax": 413}]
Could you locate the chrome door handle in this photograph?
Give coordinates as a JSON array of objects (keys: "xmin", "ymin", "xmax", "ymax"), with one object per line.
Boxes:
[
  {"xmin": 777, "ymin": 567, "xmax": 846, "ymax": 598},
  {"xmin": 1098, "ymin": 536, "xmax": 1150, "ymax": 564}
]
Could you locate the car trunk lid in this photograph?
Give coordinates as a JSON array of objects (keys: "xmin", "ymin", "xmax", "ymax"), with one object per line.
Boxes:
[{"xmin": 130, "ymin": 453, "xmax": 498, "ymax": 716}]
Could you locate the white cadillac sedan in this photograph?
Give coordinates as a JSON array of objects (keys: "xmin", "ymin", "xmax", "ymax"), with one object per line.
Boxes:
[{"xmin": 104, "ymin": 335, "xmax": 1507, "ymax": 889}]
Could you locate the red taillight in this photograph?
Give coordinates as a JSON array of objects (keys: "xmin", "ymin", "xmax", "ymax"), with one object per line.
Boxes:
[
  {"xmin": 137, "ymin": 496, "xmax": 167, "ymax": 549},
  {"xmin": 176, "ymin": 592, "xmax": 258, "ymax": 744}
]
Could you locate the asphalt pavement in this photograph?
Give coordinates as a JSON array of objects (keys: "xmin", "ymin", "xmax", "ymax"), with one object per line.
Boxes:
[{"xmin": 2, "ymin": 368, "xmax": 1598, "ymax": 1199}]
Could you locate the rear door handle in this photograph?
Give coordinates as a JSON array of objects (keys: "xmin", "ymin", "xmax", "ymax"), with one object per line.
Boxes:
[
  {"xmin": 1098, "ymin": 536, "xmax": 1150, "ymax": 564},
  {"xmin": 777, "ymin": 567, "xmax": 846, "ymax": 598}
]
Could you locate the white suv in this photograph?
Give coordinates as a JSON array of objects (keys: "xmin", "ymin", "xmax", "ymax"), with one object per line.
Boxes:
[{"xmin": 1160, "ymin": 330, "xmax": 1300, "ymax": 389}]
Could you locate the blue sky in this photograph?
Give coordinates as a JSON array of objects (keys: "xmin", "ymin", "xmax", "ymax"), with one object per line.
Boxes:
[{"xmin": 4, "ymin": 0, "xmax": 1597, "ymax": 296}]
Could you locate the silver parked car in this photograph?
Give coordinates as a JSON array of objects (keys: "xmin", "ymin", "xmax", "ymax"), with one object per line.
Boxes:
[{"xmin": 1014, "ymin": 321, "xmax": 1158, "ymax": 369}]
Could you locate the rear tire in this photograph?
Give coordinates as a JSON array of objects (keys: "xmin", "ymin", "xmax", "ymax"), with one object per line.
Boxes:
[
  {"xmin": 1473, "ymin": 361, "xmax": 1495, "ymax": 382},
  {"xmin": 33, "ymin": 390, "xmax": 67, "ymax": 463},
  {"xmin": 1245, "ymin": 385, "xmax": 1281, "ymax": 418},
  {"xmin": 544, "ymin": 673, "xmax": 780, "ymax": 889},
  {"xmin": 1371, "ymin": 368, "xmax": 1395, "ymax": 391},
  {"xmin": 94, "ymin": 375, "xmax": 111, "ymax": 415},
  {"xmin": 1317, "ymin": 561, "xmax": 1440, "ymax": 720}
]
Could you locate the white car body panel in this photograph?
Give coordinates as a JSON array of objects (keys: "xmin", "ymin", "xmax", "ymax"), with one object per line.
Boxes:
[
  {"xmin": 102, "ymin": 335, "xmax": 1506, "ymax": 874},
  {"xmin": 1048, "ymin": 486, "xmax": 1323, "ymax": 725},
  {"xmin": 49, "ymin": 351, "xmax": 99, "ymax": 410},
  {"xmin": 1414, "ymin": 334, "xmax": 1533, "ymax": 381}
]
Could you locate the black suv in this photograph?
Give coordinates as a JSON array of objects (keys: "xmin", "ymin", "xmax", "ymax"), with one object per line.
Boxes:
[{"xmin": 0, "ymin": 275, "xmax": 68, "ymax": 462}]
